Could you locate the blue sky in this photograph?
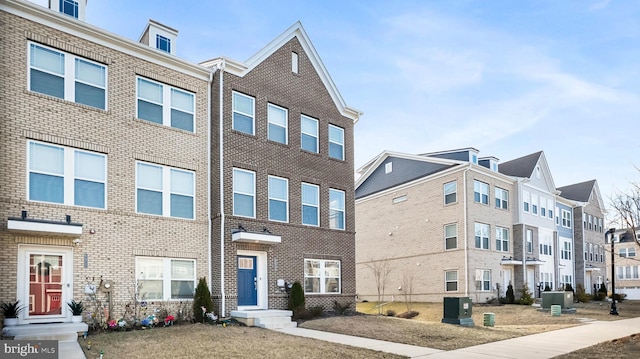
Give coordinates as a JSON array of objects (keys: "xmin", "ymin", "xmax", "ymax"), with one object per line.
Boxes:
[{"xmin": 32, "ymin": 0, "xmax": 640, "ymax": 214}]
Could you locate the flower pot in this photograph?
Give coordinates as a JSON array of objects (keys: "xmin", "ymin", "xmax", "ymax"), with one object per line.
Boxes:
[
  {"xmin": 71, "ymin": 315, "xmax": 83, "ymax": 323},
  {"xmin": 4, "ymin": 318, "xmax": 18, "ymax": 326}
]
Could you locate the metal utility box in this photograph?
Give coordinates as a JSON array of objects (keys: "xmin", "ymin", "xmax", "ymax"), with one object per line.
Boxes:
[
  {"xmin": 542, "ymin": 291, "xmax": 574, "ymax": 309},
  {"xmin": 441, "ymin": 297, "xmax": 474, "ymax": 327}
]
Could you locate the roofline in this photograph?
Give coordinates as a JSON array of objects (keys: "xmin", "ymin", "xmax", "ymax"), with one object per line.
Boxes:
[
  {"xmin": 3, "ymin": 0, "xmax": 211, "ymax": 80},
  {"xmin": 137, "ymin": 19, "xmax": 179, "ymax": 43},
  {"xmin": 419, "ymin": 147, "xmax": 480, "ymax": 157}
]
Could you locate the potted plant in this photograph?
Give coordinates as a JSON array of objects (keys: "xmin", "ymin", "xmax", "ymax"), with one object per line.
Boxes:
[
  {"xmin": 67, "ymin": 300, "xmax": 84, "ymax": 323},
  {"xmin": 1, "ymin": 300, "xmax": 25, "ymax": 326}
]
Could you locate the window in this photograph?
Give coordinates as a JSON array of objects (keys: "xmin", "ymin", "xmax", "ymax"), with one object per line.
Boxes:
[
  {"xmin": 548, "ymin": 206, "xmax": 554, "ymax": 220},
  {"xmin": 392, "ymin": 195, "xmax": 407, "ymax": 204},
  {"xmin": 268, "ymin": 176, "xmax": 288, "ymax": 222},
  {"xmin": 329, "ymin": 189, "xmax": 345, "ymax": 230},
  {"xmin": 540, "ymin": 242, "xmax": 552, "ymax": 256},
  {"xmin": 531, "ymin": 194, "xmax": 538, "ymax": 215},
  {"xmin": 59, "ymin": 0, "xmax": 78, "ymax": 18},
  {"xmin": 385, "ymin": 162, "xmax": 393, "ymax": 174},
  {"xmin": 137, "ymin": 77, "xmax": 195, "ymax": 131},
  {"xmin": 232, "ymin": 168, "xmax": 255, "ymax": 218},
  {"xmin": 267, "ymin": 104, "xmax": 288, "ymax": 144},
  {"xmin": 136, "ymin": 162, "xmax": 194, "ymax": 219},
  {"xmin": 496, "ymin": 227, "xmax": 509, "ymax": 252},
  {"xmin": 292, "ymin": 52, "xmax": 299, "ymax": 74},
  {"xmin": 444, "ymin": 181, "xmax": 457, "ymax": 204},
  {"xmin": 445, "ymin": 271, "xmax": 458, "ymax": 292},
  {"xmin": 619, "ymin": 248, "xmax": 636, "ymax": 257},
  {"xmin": 495, "ymin": 187, "xmax": 508, "ymax": 209},
  {"xmin": 475, "ymin": 223, "xmax": 490, "ymax": 249},
  {"xmin": 562, "ymin": 210, "xmax": 571, "ymax": 228},
  {"xmin": 304, "ymin": 259, "xmax": 341, "ymax": 294},
  {"xmin": 232, "ymin": 91, "xmax": 254, "ymax": 135},
  {"xmin": 473, "ymin": 180, "xmax": 489, "ymax": 204},
  {"xmin": 523, "ymin": 191, "xmax": 530, "ymax": 212},
  {"xmin": 136, "ymin": 257, "xmax": 195, "ymax": 300},
  {"xmin": 301, "ymin": 183, "xmax": 319, "ymax": 226},
  {"xmin": 28, "ymin": 141, "xmax": 106, "ymax": 208},
  {"xmin": 29, "ymin": 43, "xmax": 107, "ymax": 109},
  {"xmin": 445, "ymin": 223, "xmax": 457, "ymax": 250},
  {"xmin": 328, "ymin": 125, "xmax": 345, "ymax": 160},
  {"xmin": 156, "ymin": 35, "xmax": 171, "ymax": 53},
  {"xmin": 560, "ymin": 275, "xmax": 573, "ymax": 289},
  {"xmin": 475, "ymin": 269, "xmax": 491, "ymax": 291},
  {"xmin": 540, "ymin": 272, "xmax": 552, "ymax": 290},
  {"xmin": 589, "ymin": 243, "xmax": 593, "ymax": 261},
  {"xmin": 540, "ymin": 197, "xmax": 546, "ymax": 217},
  {"xmin": 588, "ymin": 215, "xmax": 593, "ymax": 230},
  {"xmin": 301, "ymin": 115, "xmax": 318, "ymax": 153},
  {"xmin": 526, "ymin": 230, "xmax": 533, "ymax": 253},
  {"xmin": 617, "ymin": 266, "xmax": 640, "ymax": 280},
  {"xmin": 561, "ymin": 241, "xmax": 572, "ymax": 260}
]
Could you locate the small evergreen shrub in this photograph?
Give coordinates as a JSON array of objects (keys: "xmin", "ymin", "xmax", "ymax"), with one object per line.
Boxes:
[
  {"xmin": 193, "ymin": 277, "xmax": 214, "ymax": 323},
  {"xmin": 544, "ymin": 285, "xmax": 551, "ymax": 292},
  {"xmin": 288, "ymin": 281, "xmax": 305, "ymax": 316},
  {"xmin": 506, "ymin": 284, "xmax": 515, "ymax": 304},
  {"xmin": 518, "ymin": 284, "xmax": 534, "ymax": 305}
]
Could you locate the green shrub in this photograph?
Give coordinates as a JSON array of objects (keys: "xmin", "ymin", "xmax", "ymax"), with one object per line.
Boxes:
[
  {"xmin": 288, "ymin": 281, "xmax": 305, "ymax": 315},
  {"xmin": 193, "ymin": 277, "xmax": 214, "ymax": 323},
  {"xmin": 544, "ymin": 285, "xmax": 551, "ymax": 292},
  {"xmin": 575, "ymin": 284, "xmax": 592, "ymax": 303},
  {"xmin": 518, "ymin": 284, "xmax": 534, "ymax": 305},
  {"xmin": 564, "ymin": 283, "xmax": 574, "ymax": 292},
  {"xmin": 505, "ymin": 284, "xmax": 515, "ymax": 304}
]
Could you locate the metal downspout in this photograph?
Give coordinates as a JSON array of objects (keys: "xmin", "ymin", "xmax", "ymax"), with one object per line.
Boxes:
[
  {"xmin": 463, "ymin": 164, "xmax": 471, "ymax": 297},
  {"xmin": 207, "ymin": 68, "xmax": 215, "ymax": 294},
  {"xmin": 218, "ymin": 60, "xmax": 226, "ymax": 317}
]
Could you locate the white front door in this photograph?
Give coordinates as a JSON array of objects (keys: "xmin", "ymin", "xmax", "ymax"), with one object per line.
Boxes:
[
  {"xmin": 503, "ymin": 269, "xmax": 512, "ymax": 295},
  {"xmin": 17, "ymin": 245, "xmax": 73, "ymax": 324},
  {"xmin": 527, "ymin": 268, "xmax": 535, "ymax": 293}
]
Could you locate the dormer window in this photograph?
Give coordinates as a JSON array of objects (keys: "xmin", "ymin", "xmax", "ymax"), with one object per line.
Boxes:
[
  {"xmin": 156, "ymin": 35, "xmax": 171, "ymax": 54},
  {"xmin": 50, "ymin": 0, "xmax": 86, "ymax": 21},
  {"xmin": 60, "ymin": 0, "xmax": 78, "ymax": 18}
]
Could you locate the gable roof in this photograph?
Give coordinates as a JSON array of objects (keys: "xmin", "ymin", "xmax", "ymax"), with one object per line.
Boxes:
[
  {"xmin": 498, "ymin": 151, "xmax": 543, "ymax": 178},
  {"xmin": 200, "ymin": 21, "xmax": 362, "ymax": 122},
  {"xmin": 557, "ymin": 180, "xmax": 597, "ymax": 202}
]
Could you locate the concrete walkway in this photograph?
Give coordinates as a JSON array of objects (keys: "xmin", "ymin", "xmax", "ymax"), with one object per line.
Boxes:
[{"xmin": 274, "ymin": 317, "xmax": 640, "ymax": 358}]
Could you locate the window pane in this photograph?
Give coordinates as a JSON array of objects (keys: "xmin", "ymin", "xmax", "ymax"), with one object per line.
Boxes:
[
  {"xmin": 170, "ymin": 194, "xmax": 194, "ymax": 219},
  {"xmin": 268, "ymin": 104, "xmax": 286, "ymax": 126},
  {"xmin": 302, "ymin": 205, "xmax": 318, "ymax": 226},
  {"xmin": 75, "ymin": 82, "xmax": 105, "ymax": 109},
  {"xmin": 233, "ymin": 92, "xmax": 253, "ymax": 115},
  {"xmin": 301, "ymin": 134, "xmax": 317, "ymax": 152},
  {"xmin": 137, "ymin": 189, "xmax": 162, "ymax": 215},
  {"xmin": 74, "ymin": 179, "xmax": 105, "ymax": 208},
  {"xmin": 139, "ymin": 280, "xmax": 162, "ymax": 300},
  {"xmin": 233, "ymin": 193, "xmax": 254, "ymax": 217},
  {"xmin": 30, "ymin": 44, "xmax": 64, "ymax": 74},
  {"xmin": 446, "ymin": 271, "xmax": 457, "ymax": 281},
  {"xmin": 269, "ymin": 177, "xmax": 287, "ymax": 200},
  {"xmin": 171, "ymin": 109, "xmax": 194, "ymax": 131},
  {"xmin": 330, "ymin": 209, "xmax": 344, "ymax": 229},
  {"xmin": 234, "ymin": 170, "xmax": 254, "ymax": 194},
  {"xmin": 325, "ymin": 278, "xmax": 340, "ymax": 293},
  {"xmin": 233, "ymin": 113, "xmax": 253, "ymax": 134},
  {"xmin": 75, "ymin": 59, "xmax": 105, "ymax": 87},
  {"xmin": 268, "ymin": 124, "xmax": 286, "ymax": 143},
  {"xmin": 304, "ymin": 260, "xmax": 320, "ymax": 276},
  {"xmin": 29, "ymin": 173, "xmax": 63, "ymax": 203},
  {"xmin": 301, "ymin": 116, "xmax": 317, "ymax": 134},
  {"xmin": 138, "ymin": 258, "xmax": 163, "ymax": 278},
  {"xmin": 330, "ymin": 190, "xmax": 345, "ymax": 210},
  {"xmin": 171, "ymin": 281, "xmax": 194, "ymax": 299},
  {"xmin": 304, "ymin": 278, "xmax": 320, "ymax": 293},
  {"xmin": 138, "ymin": 78, "xmax": 162, "ymax": 103},
  {"xmin": 269, "ymin": 200, "xmax": 287, "ymax": 222},
  {"xmin": 171, "ymin": 169, "xmax": 194, "ymax": 195},
  {"xmin": 137, "ymin": 163, "xmax": 163, "ymax": 190},
  {"xmin": 75, "ymin": 151, "xmax": 105, "ymax": 181},
  {"xmin": 171, "ymin": 89, "xmax": 194, "ymax": 112},
  {"xmin": 329, "ymin": 143, "xmax": 344, "ymax": 160},
  {"xmin": 138, "ymin": 100, "xmax": 163, "ymax": 123},
  {"xmin": 445, "ymin": 224, "xmax": 456, "ymax": 237},
  {"xmin": 329, "ymin": 125, "xmax": 343, "ymax": 143},
  {"xmin": 302, "ymin": 184, "xmax": 318, "ymax": 205},
  {"xmin": 171, "ymin": 260, "xmax": 194, "ymax": 280},
  {"xmin": 31, "ymin": 69, "xmax": 64, "ymax": 98},
  {"xmin": 30, "ymin": 142, "xmax": 64, "ymax": 174},
  {"xmin": 325, "ymin": 261, "xmax": 340, "ymax": 276}
]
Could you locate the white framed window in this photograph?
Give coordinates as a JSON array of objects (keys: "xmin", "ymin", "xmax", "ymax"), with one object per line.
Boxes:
[
  {"xmin": 496, "ymin": 227, "xmax": 509, "ymax": 252},
  {"xmin": 301, "ymin": 115, "xmax": 318, "ymax": 153},
  {"xmin": 136, "ymin": 257, "xmax": 195, "ymax": 300},
  {"xmin": 560, "ymin": 275, "xmax": 573, "ymax": 289},
  {"xmin": 444, "ymin": 181, "xmax": 457, "ymax": 205},
  {"xmin": 526, "ymin": 229, "xmax": 533, "ymax": 254},
  {"xmin": 329, "ymin": 189, "xmax": 345, "ymax": 230},
  {"xmin": 156, "ymin": 34, "xmax": 171, "ymax": 53},
  {"xmin": 495, "ymin": 187, "xmax": 508, "ymax": 209},
  {"xmin": 301, "ymin": 183, "xmax": 319, "ymax": 226},
  {"xmin": 523, "ymin": 191, "xmax": 530, "ymax": 212},
  {"xmin": 548, "ymin": 205, "xmax": 554, "ymax": 220},
  {"xmin": 136, "ymin": 162, "xmax": 195, "ymax": 219},
  {"xmin": 540, "ymin": 272, "xmax": 553, "ymax": 289},
  {"xmin": 232, "ymin": 168, "xmax": 255, "ymax": 218},
  {"xmin": 292, "ymin": 52, "xmax": 299, "ymax": 74},
  {"xmin": 589, "ymin": 243, "xmax": 593, "ymax": 261},
  {"xmin": 268, "ymin": 176, "xmax": 288, "ymax": 222},
  {"xmin": 304, "ymin": 259, "xmax": 341, "ymax": 294},
  {"xmin": 475, "ymin": 269, "xmax": 491, "ymax": 291},
  {"xmin": 328, "ymin": 124, "xmax": 345, "ymax": 160},
  {"xmin": 475, "ymin": 222, "xmax": 490, "ymax": 249},
  {"xmin": 588, "ymin": 215, "xmax": 593, "ymax": 230},
  {"xmin": 540, "ymin": 197, "xmax": 546, "ymax": 217},
  {"xmin": 445, "ymin": 223, "xmax": 457, "ymax": 250},
  {"xmin": 267, "ymin": 104, "xmax": 288, "ymax": 144},
  {"xmin": 540, "ymin": 242, "xmax": 552, "ymax": 256},
  {"xmin": 619, "ymin": 247, "xmax": 636, "ymax": 257},
  {"xmin": 29, "ymin": 42, "xmax": 107, "ymax": 110},
  {"xmin": 392, "ymin": 195, "xmax": 407, "ymax": 204},
  {"xmin": 59, "ymin": 0, "xmax": 79, "ymax": 18},
  {"xmin": 617, "ymin": 266, "xmax": 640, "ymax": 280},
  {"xmin": 28, "ymin": 141, "xmax": 107, "ymax": 209},
  {"xmin": 385, "ymin": 162, "xmax": 393, "ymax": 174},
  {"xmin": 445, "ymin": 271, "xmax": 458, "ymax": 292},
  {"xmin": 473, "ymin": 180, "xmax": 489, "ymax": 205},
  {"xmin": 562, "ymin": 210, "xmax": 572, "ymax": 228},
  {"xmin": 137, "ymin": 77, "xmax": 195, "ymax": 132},
  {"xmin": 531, "ymin": 194, "xmax": 538, "ymax": 215},
  {"xmin": 232, "ymin": 91, "xmax": 255, "ymax": 135},
  {"xmin": 561, "ymin": 241, "xmax": 572, "ymax": 260}
]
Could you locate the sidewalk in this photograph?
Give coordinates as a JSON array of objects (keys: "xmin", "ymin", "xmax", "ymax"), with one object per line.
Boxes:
[{"xmin": 274, "ymin": 317, "xmax": 640, "ymax": 358}]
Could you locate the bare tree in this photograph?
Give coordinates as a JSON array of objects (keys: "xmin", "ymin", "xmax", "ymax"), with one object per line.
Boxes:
[
  {"xmin": 365, "ymin": 259, "xmax": 393, "ymax": 315},
  {"xmin": 610, "ymin": 175, "xmax": 640, "ymax": 246},
  {"xmin": 400, "ymin": 270, "xmax": 415, "ymax": 312}
]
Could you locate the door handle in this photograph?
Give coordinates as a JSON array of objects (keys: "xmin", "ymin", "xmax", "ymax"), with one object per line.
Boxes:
[{"xmin": 254, "ymin": 277, "xmax": 257, "ymax": 290}]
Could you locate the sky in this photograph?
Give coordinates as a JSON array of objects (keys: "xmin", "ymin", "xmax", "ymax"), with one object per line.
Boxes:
[{"xmin": 31, "ymin": 0, "xmax": 640, "ymax": 216}]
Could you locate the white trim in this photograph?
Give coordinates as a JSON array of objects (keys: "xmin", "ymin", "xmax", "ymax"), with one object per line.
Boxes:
[
  {"xmin": 8, "ymin": 219, "xmax": 82, "ymax": 236},
  {"xmin": 236, "ymin": 250, "xmax": 268, "ymax": 310},
  {"xmin": 231, "ymin": 232, "xmax": 281, "ymax": 244}
]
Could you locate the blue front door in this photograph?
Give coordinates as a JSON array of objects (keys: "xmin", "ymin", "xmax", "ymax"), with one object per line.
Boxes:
[{"xmin": 237, "ymin": 256, "xmax": 257, "ymax": 306}]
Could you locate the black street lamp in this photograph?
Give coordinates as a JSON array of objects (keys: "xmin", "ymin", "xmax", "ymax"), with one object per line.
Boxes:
[{"xmin": 607, "ymin": 228, "xmax": 618, "ymax": 315}]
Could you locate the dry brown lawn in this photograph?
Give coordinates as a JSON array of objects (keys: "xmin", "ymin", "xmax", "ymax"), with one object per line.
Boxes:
[{"xmin": 81, "ymin": 300, "xmax": 640, "ymax": 358}]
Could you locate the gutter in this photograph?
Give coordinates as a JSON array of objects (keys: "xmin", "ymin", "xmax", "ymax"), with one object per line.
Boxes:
[
  {"xmin": 207, "ymin": 67, "xmax": 215, "ymax": 295},
  {"xmin": 218, "ymin": 59, "xmax": 226, "ymax": 317},
  {"xmin": 462, "ymin": 164, "xmax": 471, "ymax": 297}
]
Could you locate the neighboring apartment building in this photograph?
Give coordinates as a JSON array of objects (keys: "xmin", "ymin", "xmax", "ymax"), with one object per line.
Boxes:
[
  {"xmin": 1, "ymin": 0, "xmax": 211, "ymax": 325},
  {"xmin": 557, "ymin": 180, "xmax": 607, "ymax": 294},
  {"xmin": 201, "ymin": 22, "xmax": 361, "ymax": 317},
  {"xmin": 606, "ymin": 228, "xmax": 640, "ymax": 300},
  {"xmin": 356, "ymin": 148, "xmax": 606, "ymax": 303},
  {"xmin": 355, "ymin": 148, "xmax": 517, "ymax": 303}
]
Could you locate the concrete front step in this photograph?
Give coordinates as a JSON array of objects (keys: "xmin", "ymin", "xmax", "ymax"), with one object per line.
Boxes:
[
  {"xmin": 254, "ymin": 316, "xmax": 297, "ymax": 329},
  {"xmin": 2, "ymin": 322, "xmax": 88, "ymax": 342},
  {"xmin": 230, "ymin": 309, "xmax": 296, "ymax": 329}
]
